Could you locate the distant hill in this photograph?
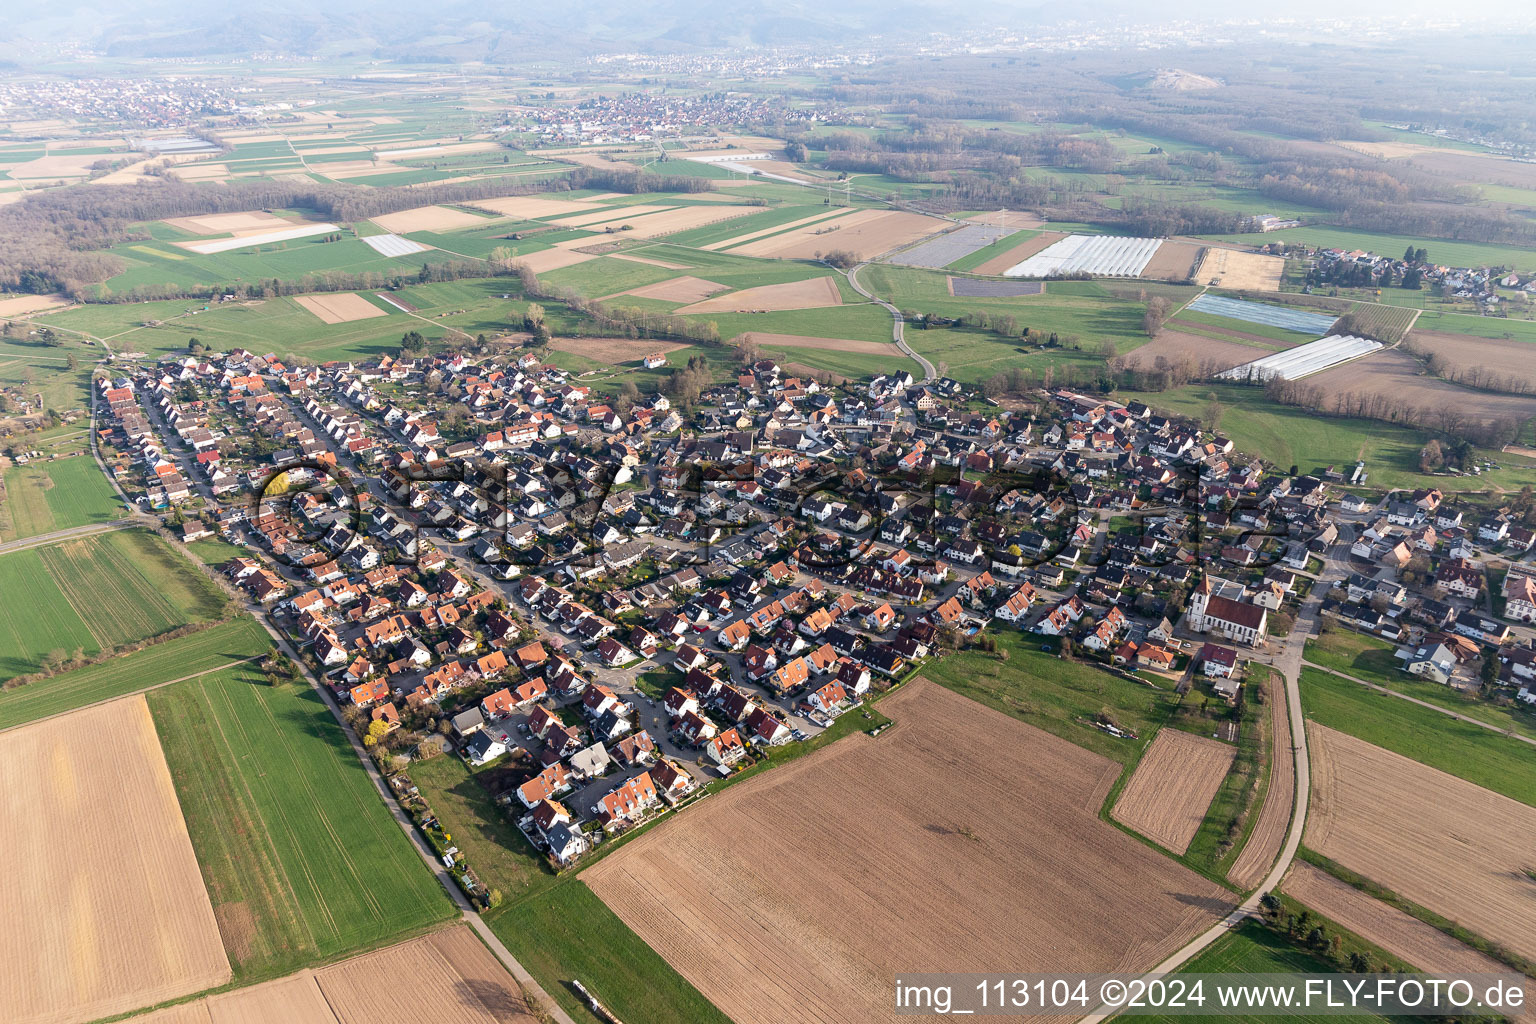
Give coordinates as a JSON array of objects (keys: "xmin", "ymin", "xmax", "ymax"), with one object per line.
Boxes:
[{"xmin": 0, "ymin": 0, "xmax": 1054, "ymax": 61}]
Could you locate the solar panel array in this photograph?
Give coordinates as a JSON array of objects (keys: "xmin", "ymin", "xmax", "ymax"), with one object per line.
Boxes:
[
  {"xmin": 1216, "ymin": 335, "xmax": 1383, "ymax": 382},
  {"xmin": 1003, "ymin": 235, "xmax": 1164, "ymax": 278},
  {"xmin": 1187, "ymin": 293, "xmax": 1339, "ymax": 335}
]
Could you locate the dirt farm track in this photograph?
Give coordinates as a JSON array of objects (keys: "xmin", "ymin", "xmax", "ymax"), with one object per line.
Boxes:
[
  {"xmin": 0, "ymin": 695, "xmax": 230, "ymax": 1024},
  {"xmin": 1307, "ymin": 724, "xmax": 1536, "ymax": 962},
  {"xmin": 583, "ymin": 681, "xmax": 1231, "ymax": 1024}
]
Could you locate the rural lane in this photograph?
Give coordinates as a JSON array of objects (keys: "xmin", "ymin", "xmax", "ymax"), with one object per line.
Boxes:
[
  {"xmin": 0, "ymin": 517, "xmax": 135, "ymax": 553},
  {"xmin": 85, "ymin": 369, "xmax": 578, "ymax": 1024},
  {"xmin": 846, "ymin": 263, "xmax": 935, "ymax": 381},
  {"xmin": 1076, "ymin": 546, "xmax": 1349, "ymax": 1024}
]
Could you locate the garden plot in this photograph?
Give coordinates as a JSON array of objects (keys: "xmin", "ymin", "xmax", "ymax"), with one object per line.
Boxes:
[
  {"xmin": 0, "ymin": 695, "xmax": 230, "ymax": 1024},
  {"xmin": 1217, "ymin": 335, "xmax": 1382, "ymax": 382},
  {"xmin": 583, "ymin": 681, "xmax": 1230, "ymax": 1024},
  {"xmin": 294, "ymin": 293, "xmax": 389, "ymax": 324},
  {"xmin": 890, "ymin": 221, "xmax": 1016, "ymax": 269},
  {"xmin": 178, "ymin": 223, "xmax": 340, "ymax": 255},
  {"xmin": 1005, "ymin": 234, "xmax": 1164, "ymax": 278},
  {"xmin": 1187, "ymin": 294, "xmax": 1339, "ymax": 334},
  {"xmin": 360, "ymin": 233, "xmax": 431, "ymax": 258}
]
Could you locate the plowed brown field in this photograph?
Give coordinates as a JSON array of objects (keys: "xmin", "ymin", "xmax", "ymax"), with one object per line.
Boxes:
[
  {"xmin": 1284, "ymin": 861, "xmax": 1534, "ymax": 1018},
  {"xmin": 1113, "ymin": 728, "xmax": 1236, "ymax": 853},
  {"xmin": 1195, "ymin": 248, "xmax": 1285, "ymax": 291},
  {"xmin": 611, "ymin": 276, "xmax": 727, "ymax": 304},
  {"xmin": 1307, "ymin": 723, "xmax": 1536, "ymax": 961},
  {"xmin": 1228, "ymin": 679, "xmax": 1292, "ymax": 890},
  {"xmin": 732, "ymin": 209, "xmax": 949, "ymax": 261},
  {"xmin": 677, "ymin": 275, "xmax": 842, "ymax": 313},
  {"xmin": 0, "ymin": 695, "xmax": 230, "ymax": 1024},
  {"xmin": 1118, "ymin": 331, "xmax": 1264, "ymax": 375},
  {"xmin": 294, "ymin": 293, "xmax": 388, "ymax": 324},
  {"xmin": 1140, "ymin": 242, "xmax": 1205, "ymax": 282},
  {"xmin": 1305, "ymin": 350, "xmax": 1536, "ymax": 426},
  {"xmin": 127, "ymin": 927, "xmax": 534, "ymax": 1024},
  {"xmin": 970, "ymin": 231, "xmax": 1066, "ymax": 276},
  {"xmin": 1409, "ymin": 331, "xmax": 1536, "ymax": 393},
  {"xmin": 583, "ymin": 681, "xmax": 1231, "ymax": 1024},
  {"xmin": 550, "ymin": 337, "xmax": 689, "ymax": 365}
]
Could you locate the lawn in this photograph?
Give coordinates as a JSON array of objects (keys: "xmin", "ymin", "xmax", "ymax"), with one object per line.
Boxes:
[
  {"xmin": 0, "ymin": 617, "xmax": 271, "ymax": 732},
  {"xmin": 185, "ymin": 535, "xmax": 251, "ymax": 565},
  {"xmin": 407, "ymin": 752, "xmax": 552, "ymax": 903},
  {"xmin": 0, "ymin": 454, "xmax": 123, "ymax": 542},
  {"xmin": 1300, "ymin": 667, "xmax": 1536, "ymax": 806},
  {"xmin": 1120, "ymin": 383, "xmax": 1536, "ymax": 492},
  {"xmin": 1123, "ymin": 921, "xmax": 1390, "ymax": 1024},
  {"xmin": 922, "ymin": 631, "xmax": 1179, "ymax": 765},
  {"xmin": 1305, "ymin": 629, "xmax": 1536, "ymax": 740},
  {"xmin": 489, "ymin": 881, "xmax": 732, "ymax": 1024},
  {"xmin": 0, "ymin": 527, "xmax": 227, "ymax": 678},
  {"xmin": 148, "ymin": 662, "xmax": 455, "ymax": 982}
]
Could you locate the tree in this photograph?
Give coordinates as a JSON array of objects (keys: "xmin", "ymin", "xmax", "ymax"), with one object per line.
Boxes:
[
  {"xmin": 1203, "ymin": 392, "xmax": 1224, "ymax": 433},
  {"xmin": 1142, "ymin": 295, "xmax": 1172, "ymax": 338},
  {"xmin": 1348, "ymin": 952, "xmax": 1373, "ymax": 973},
  {"xmin": 1259, "ymin": 892, "xmax": 1281, "ymax": 920}
]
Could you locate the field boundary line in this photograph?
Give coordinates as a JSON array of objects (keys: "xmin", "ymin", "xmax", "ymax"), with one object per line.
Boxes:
[{"xmin": 0, "ymin": 654, "xmax": 264, "ymax": 735}]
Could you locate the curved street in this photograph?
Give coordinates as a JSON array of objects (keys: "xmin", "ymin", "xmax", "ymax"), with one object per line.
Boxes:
[{"xmin": 846, "ymin": 262, "xmax": 935, "ymax": 381}]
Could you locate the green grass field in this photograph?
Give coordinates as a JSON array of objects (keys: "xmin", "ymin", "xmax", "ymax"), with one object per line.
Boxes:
[
  {"xmin": 1305, "ymin": 630, "xmax": 1536, "ymax": 740},
  {"xmin": 489, "ymin": 881, "xmax": 732, "ymax": 1024},
  {"xmin": 0, "ymin": 527, "xmax": 227, "ymax": 679},
  {"xmin": 1123, "ymin": 921, "xmax": 1389, "ymax": 1024},
  {"xmin": 0, "ymin": 454, "xmax": 123, "ymax": 542},
  {"xmin": 922, "ymin": 632, "xmax": 1178, "ymax": 765},
  {"xmin": 1121, "ymin": 383, "xmax": 1536, "ymax": 492},
  {"xmin": 1300, "ymin": 667, "xmax": 1536, "ymax": 806},
  {"xmin": 148, "ymin": 662, "xmax": 455, "ymax": 982},
  {"xmin": 1411, "ymin": 310, "xmax": 1536, "ymax": 343},
  {"xmin": 0, "ymin": 616, "xmax": 271, "ymax": 732},
  {"xmin": 1199, "ymin": 226, "xmax": 1536, "ymax": 273}
]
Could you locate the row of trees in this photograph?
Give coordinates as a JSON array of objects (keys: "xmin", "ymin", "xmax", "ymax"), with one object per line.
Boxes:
[{"xmin": 1262, "ymin": 375, "xmax": 1530, "ymax": 447}]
